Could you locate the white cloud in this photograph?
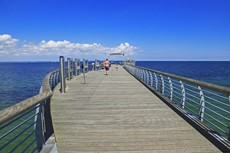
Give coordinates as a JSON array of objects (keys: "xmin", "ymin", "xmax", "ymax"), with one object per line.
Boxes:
[
  {"xmin": 0, "ymin": 34, "xmax": 19, "ymax": 47},
  {"xmin": 0, "ymin": 34, "xmax": 19, "ymax": 55},
  {"xmin": 0, "ymin": 34, "xmax": 139, "ymax": 57}
]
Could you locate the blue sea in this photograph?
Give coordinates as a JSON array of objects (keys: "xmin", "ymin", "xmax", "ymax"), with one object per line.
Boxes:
[{"xmin": 0, "ymin": 61, "xmax": 230, "ymax": 111}]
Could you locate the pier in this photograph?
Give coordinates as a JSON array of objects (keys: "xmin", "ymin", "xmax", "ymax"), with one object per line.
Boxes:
[
  {"xmin": 1, "ymin": 57, "xmax": 230, "ymax": 153},
  {"xmin": 51, "ymin": 65, "xmax": 220, "ymax": 152}
]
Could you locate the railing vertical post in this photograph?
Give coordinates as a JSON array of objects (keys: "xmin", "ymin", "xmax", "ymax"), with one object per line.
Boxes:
[
  {"xmin": 139, "ymin": 68, "xmax": 141, "ymax": 79},
  {"xmin": 75, "ymin": 58, "xmax": 78, "ymax": 76},
  {"xmin": 58, "ymin": 71, "xmax": 60, "ymax": 83},
  {"xmin": 160, "ymin": 75, "xmax": 164, "ymax": 94},
  {"xmin": 154, "ymin": 73, "xmax": 158, "ymax": 90},
  {"xmin": 55, "ymin": 72, "xmax": 58, "ymax": 86},
  {"xmin": 137, "ymin": 68, "xmax": 139, "ymax": 79},
  {"xmin": 146, "ymin": 70, "xmax": 149, "ymax": 85},
  {"xmin": 34, "ymin": 102, "xmax": 44, "ymax": 152},
  {"xmin": 86, "ymin": 59, "xmax": 89, "ymax": 72},
  {"xmin": 83, "ymin": 59, "xmax": 86, "ymax": 84},
  {"xmin": 67, "ymin": 58, "xmax": 71, "ymax": 81},
  {"xmin": 150, "ymin": 72, "xmax": 153, "ymax": 87},
  {"xmin": 95, "ymin": 59, "xmax": 97, "ymax": 71},
  {"xmin": 143, "ymin": 70, "xmax": 146, "ymax": 82},
  {"xmin": 135, "ymin": 67, "xmax": 137, "ymax": 77},
  {"xmin": 180, "ymin": 81, "xmax": 185, "ymax": 108},
  {"xmin": 52, "ymin": 74, "xmax": 54, "ymax": 90},
  {"xmin": 59, "ymin": 56, "xmax": 66, "ymax": 93},
  {"xmin": 198, "ymin": 86, "xmax": 205, "ymax": 122},
  {"xmin": 168, "ymin": 77, "xmax": 173, "ymax": 100},
  {"xmin": 140, "ymin": 69, "xmax": 142, "ymax": 80},
  {"xmin": 78, "ymin": 60, "xmax": 81, "ymax": 75}
]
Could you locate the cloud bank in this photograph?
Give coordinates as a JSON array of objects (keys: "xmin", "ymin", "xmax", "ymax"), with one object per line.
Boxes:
[{"xmin": 0, "ymin": 34, "xmax": 139, "ymax": 57}]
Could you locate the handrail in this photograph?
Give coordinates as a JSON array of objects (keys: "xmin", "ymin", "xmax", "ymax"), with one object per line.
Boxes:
[
  {"xmin": 0, "ymin": 92, "xmax": 52, "ymax": 126},
  {"xmin": 0, "ymin": 59, "xmax": 102, "ymax": 126},
  {"xmin": 0, "ymin": 69, "xmax": 59, "ymax": 126},
  {"xmin": 0, "ymin": 58, "xmax": 102, "ymax": 152},
  {"xmin": 124, "ymin": 64, "xmax": 230, "ymax": 141},
  {"xmin": 0, "ymin": 68, "xmax": 61, "ymax": 152},
  {"xmin": 132, "ymin": 65, "xmax": 230, "ymax": 96}
]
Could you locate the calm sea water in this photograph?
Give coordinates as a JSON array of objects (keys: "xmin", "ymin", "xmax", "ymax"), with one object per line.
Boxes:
[{"xmin": 0, "ymin": 61, "xmax": 230, "ymax": 111}]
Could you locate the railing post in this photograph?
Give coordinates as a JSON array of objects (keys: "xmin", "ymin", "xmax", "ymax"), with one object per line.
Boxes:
[
  {"xmin": 135, "ymin": 67, "xmax": 137, "ymax": 77},
  {"xmin": 150, "ymin": 72, "xmax": 153, "ymax": 87},
  {"xmin": 143, "ymin": 70, "xmax": 146, "ymax": 82},
  {"xmin": 52, "ymin": 74, "xmax": 55, "ymax": 90},
  {"xmin": 59, "ymin": 56, "xmax": 66, "ymax": 93},
  {"xmin": 78, "ymin": 59, "xmax": 81, "ymax": 75},
  {"xmin": 34, "ymin": 102, "xmax": 44, "ymax": 152},
  {"xmin": 146, "ymin": 70, "xmax": 149, "ymax": 85},
  {"xmin": 86, "ymin": 59, "xmax": 89, "ymax": 72},
  {"xmin": 180, "ymin": 81, "xmax": 185, "ymax": 108},
  {"xmin": 154, "ymin": 73, "xmax": 158, "ymax": 90},
  {"xmin": 160, "ymin": 75, "xmax": 164, "ymax": 94},
  {"xmin": 83, "ymin": 59, "xmax": 86, "ymax": 84},
  {"xmin": 198, "ymin": 86, "xmax": 205, "ymax": 122},
  {"xmin": 144, "ymin": 70, "xmax": 146, "ymax": 83},
  {"xmin": 75, "ymin": 58, "xmax": 78, "ymax": 76},
  {"xmin": 140, "ymin": 69, "xmax": 142, "ymax": 80},
  {"xmin": 67, "ymin": 58, "xmax": 71, "ymax": 81},
  {"xmin": 168, "ymin": 77, "xmax": 173, "ymax": 100},
  {"xmin": 95, "ymin": 59, "xmax": 97, "ymax": 71},
  {"xmin": 50, "ymin": 74, "xmax": 53, "ymax": 90}
]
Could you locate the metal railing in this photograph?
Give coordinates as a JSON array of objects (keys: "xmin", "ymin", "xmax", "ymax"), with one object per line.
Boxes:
[
  {"xmin": 94, "ymin": 59, "xmax": 100, "ymax": 71},
  {"xmin": 0, "ymin": 57, "xmax": 102, "ymax": 152},
  {"xmin": 124, "ymin": 60, "xmax": 136, "ymax": 65},
  {"xmin": 0, "ymin": 69, "xmax": 58, "ymax": 152},
  {"xmin": 124, "ymin": 64, "xmax": 230, "ymax": 141}
]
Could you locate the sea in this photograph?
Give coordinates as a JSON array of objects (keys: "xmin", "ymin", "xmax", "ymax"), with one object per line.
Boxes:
[{"xmin": 1, "ymin": 61, "xmax": 230, "ymax": 111}]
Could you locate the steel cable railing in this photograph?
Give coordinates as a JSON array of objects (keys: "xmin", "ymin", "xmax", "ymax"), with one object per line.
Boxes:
[{"xmin": 124, "ymin": 64, "xmax": 230, "ymax": 141}]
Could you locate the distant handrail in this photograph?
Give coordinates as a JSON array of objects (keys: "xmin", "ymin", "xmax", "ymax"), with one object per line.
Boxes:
[{"xmin": 131, "ymin": 65, "xmax": 230, "ymax": 96}]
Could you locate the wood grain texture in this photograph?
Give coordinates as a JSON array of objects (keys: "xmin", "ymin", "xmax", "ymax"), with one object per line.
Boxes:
[
  {"xmin": 0, "ymin": 91, "xmax": 52, "ymax": 126},
  {"xmin": 51, "ymin": 65, "xmax": 221, "ymax": 152}
]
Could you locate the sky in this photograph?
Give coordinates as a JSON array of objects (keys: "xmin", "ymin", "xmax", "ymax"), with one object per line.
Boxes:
[{"xmin": 0, "ymin": 0, "xmax": 230, "ymax": 61}]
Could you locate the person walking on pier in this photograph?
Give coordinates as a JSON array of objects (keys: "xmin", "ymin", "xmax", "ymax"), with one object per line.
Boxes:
[{"xmin": 104, "ymin": 59, "xmax": 110, "ymax": 75}]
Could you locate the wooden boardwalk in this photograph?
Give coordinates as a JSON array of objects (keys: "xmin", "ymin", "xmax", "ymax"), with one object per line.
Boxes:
[{"xmin": 51, "ymin": 65, "xmax": 221, "ymax": 152}]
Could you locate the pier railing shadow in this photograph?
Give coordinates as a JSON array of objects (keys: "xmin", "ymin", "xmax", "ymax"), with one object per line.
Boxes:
[{"xmin": 0, "ymin": 58, "xmax": 102, "ymax": 152}]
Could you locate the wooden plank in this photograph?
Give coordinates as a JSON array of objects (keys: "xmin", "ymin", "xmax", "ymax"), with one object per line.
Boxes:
[{"xmin": 51, "ymin": 65, "xmax": 221, "ymax": 152}]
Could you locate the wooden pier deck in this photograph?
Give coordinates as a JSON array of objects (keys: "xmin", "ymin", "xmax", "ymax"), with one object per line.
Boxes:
[{"xmin": 51, "ymin": 65, "xmax": 221, "ymax": 152}]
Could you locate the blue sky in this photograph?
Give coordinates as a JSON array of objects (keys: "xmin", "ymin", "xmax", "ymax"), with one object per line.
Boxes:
[{"xmin": 0, "ymin": 0, "xmax": 229, "ymax": 61}]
